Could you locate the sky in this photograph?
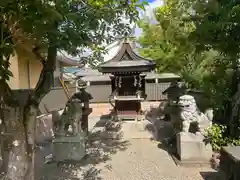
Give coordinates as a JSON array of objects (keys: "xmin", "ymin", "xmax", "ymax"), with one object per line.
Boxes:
[
  {"xmin": 141, "ymin": 0, "xmax": 157, "ymax": 3},
  {"xmin": 135, "ymin": 0, "xmax": 163, "ymax": 37}
]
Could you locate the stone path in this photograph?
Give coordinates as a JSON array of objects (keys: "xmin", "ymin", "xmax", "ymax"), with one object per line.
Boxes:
[{"xmin": 35, "ymin": 117, "xmax": 222, "ymax": 180}]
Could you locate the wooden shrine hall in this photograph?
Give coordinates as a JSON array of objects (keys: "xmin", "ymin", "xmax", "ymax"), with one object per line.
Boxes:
[{"xmin": 99, "ymin": 40, "xmax": 156, "ymax": 121}]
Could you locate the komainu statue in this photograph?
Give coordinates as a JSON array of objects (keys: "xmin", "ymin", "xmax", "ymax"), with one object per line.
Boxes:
[
  {"xmin": 178, "ymin": 95, "xmax": 213, "ymax": 134},
  {"xmin": 54, "ymin": 96, "xmax": 83, "ymax": 136},
  {"xmin": 54, "ymin": 79, "xmax": 92, "ymax": 137}
]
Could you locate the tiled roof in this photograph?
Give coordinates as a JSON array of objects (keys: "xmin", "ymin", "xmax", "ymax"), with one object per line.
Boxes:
[
  {"xmin": 75, "ymin": 68, "xmax": 101, "ymax": 77},
  {"xmin": 100, "ymin": 42, "xmax": 155, "ymax": 73},
  {"xmin": 57, "ymin": 51, "xmax": 85, "ymax": 67}
]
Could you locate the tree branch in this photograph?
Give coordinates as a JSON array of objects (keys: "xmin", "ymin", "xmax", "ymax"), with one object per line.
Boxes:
[
  {"xmin": 32, "ymin": 46, "xmax": 46, "ymax": 65},
  {"xmin": 33, "ymin": 45, "xmax": 57, "ymax": 103},
  {"xmin": 0, "ymin": 80, "xmax": 18, "ymax": 106}
]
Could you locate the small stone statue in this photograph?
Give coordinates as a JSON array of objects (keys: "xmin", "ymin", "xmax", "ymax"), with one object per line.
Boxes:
[
  {"xmin": 54, "ymin": 79, "xmax": 92, "ymax": 137},
  {"xmin": 178, "ymin": 95, "xmax": 213, "ymax": 134},
  {"xmin": 55, "ymin": 96, "xmax": 83, "ymax": 136}
]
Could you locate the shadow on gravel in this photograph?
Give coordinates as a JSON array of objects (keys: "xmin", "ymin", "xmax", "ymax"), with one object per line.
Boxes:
[
  {"xmin": 35, "ymin": 118, "xmax": 130, "ymax": 180},
  {"xmin": 94, "ymin": 114, "xmax": 112, "ymax": 127},
  {"xmin": 200, "ymin": 171, "xmax": 226, "ymax": 180}
]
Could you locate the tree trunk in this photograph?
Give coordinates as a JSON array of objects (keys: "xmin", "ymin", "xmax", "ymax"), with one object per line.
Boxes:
[
  {"xmin": 25, "ymin": 105, "xmax": 38, "ymax": 180},
  {"xmin": 0, "ymin": 41, "xmax": 57, "ymax": 179},
  {"xmin": 1, "ymin": 106, "xmax": 28, "ymax": 180},
  {"xmin": 1, "ymin": 79, "xmax": 54, "ymax": 180},
  {"xmin": 2, "ymin": 103, "xmax": 39, "ymax": 180},
  {"xmin": 6, "ymin": 121, "xmax": 28, "ymax": 180},
  {"xmin": 231, "ymin": 58, "xmax": 239, "ymax": 97}
]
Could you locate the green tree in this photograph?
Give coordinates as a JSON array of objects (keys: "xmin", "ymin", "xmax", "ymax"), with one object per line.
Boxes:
[
  {"xmin": 185, "ymin": 0, "xmax": 240, "ymax": 136},
  {"xmin": 187, "ymin": 0, "xmax": 240, "ymax": 95},
  {"xmin": 138, "ymin": 0, "xmax": 201, "ymax": 74},
  {"xmin": 0, "ymin": 0, "xmax": 145, "ymax": 179},
  {"xmin": 138, "ymin": 0, "xmax": 232, "ymax": 121}
]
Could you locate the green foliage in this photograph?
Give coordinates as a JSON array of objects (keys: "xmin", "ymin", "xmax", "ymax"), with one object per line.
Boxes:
[
  {"xmin": 205, "ymin": 124, "xmax": 240, "ymax": 151},
  {"xmin": 188, "ymin": 0, "xmax": 240, "ymax": 55},
  {"xmin": 183, "ymin": 54, "xmax": 232, "ymax": 115},
  {"xmin": 138, "ymin": 0, "xmax": 211, "ymax": 75},
  {"xmin": 187, "ymin": 0, "xmax": 240, "ymax": 133},
  {"xmin": 138, "ymin": 0, "xmax": 234, "ymax": 122},
  {"xmin": 0, "ymin": 0, "xmax": 146, "ymax": 81},
  {"xmin": 138, "ymin": 3, "xmax": 195, "ymax": 73},
  {"xmin": 0, "ymin": 21, "xmax": 14, "ymax": 82}
]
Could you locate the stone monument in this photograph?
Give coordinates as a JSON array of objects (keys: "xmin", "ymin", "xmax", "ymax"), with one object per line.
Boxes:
[
  {"xmin": 53, "ymin": 79, "xmax": 92, "ymax": 162},
  {"xmin": 176, "ymin": 94, "xmax": 213, "ymax": 165}
]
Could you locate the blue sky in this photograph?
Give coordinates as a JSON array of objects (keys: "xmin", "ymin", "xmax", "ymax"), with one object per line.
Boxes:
[{"xmin": 146, "ymin": 0, "xmax": 156, "ymax": 2}]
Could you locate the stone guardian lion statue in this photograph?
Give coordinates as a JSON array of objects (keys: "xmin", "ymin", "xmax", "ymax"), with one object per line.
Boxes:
[{"xmin": 178, "ymin": 95, "xmax": 213, "ymax": 134}]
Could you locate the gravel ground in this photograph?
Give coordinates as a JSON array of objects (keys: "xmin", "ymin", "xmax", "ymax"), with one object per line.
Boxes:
[
  {"xmin": 35, "ymin": 139, "xmax": 221, "ymax": 180},
  {"xmin": 35, "ymin": 117, "xmax": 223, "ymax": 180}
]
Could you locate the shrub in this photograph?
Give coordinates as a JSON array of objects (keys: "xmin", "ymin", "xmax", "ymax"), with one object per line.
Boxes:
[{"xmin": 205, "ymin": 124, "xmax": 240, "ymax": 151}]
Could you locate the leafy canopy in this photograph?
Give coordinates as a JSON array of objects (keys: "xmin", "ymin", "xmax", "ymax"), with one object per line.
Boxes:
[
  {"xmin": 187, "ymin": 0, "xmax": 240, "ymax": 55},
  {"xmin": 138, "ymin": 0, "xmax": 202, "ymax": 74},
  {"xmin": 138, "ymin": 0, "xmax": 232, "ymax": 118},
  {"xmin": 0, "ymin": 0, "xmax": 147, "ymax": 80}
]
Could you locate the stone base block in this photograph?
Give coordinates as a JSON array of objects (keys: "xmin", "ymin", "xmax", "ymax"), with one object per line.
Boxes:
[
  {"xmin": 176, "ymin": 132, "xmax": 212, "ymax": 166},
  {"xmin": 53, "ymin": 134, "xmax": 86, "ymax": 162}
]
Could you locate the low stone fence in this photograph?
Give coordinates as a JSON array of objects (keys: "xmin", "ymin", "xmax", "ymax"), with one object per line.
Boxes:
[{"xmin": 220, "ymin": 146, "xmax": 240, "ymax": 180}]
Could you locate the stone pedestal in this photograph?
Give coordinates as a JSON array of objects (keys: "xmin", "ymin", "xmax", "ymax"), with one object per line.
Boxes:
[
  {"xmin": 176, "ymin": 132, "xmax": 212, "ymax": 166},
  {"xmin": 53, "ymin": 133, "xmax": 86, "ymax": 162}
]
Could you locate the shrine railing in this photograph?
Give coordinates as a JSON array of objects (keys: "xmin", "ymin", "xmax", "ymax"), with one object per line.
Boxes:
[
  {"xmin": 109, "ymin": 90, "xmax": 147, "ymax": 100},
  {"xmin": 118, "ymin": 92, "xmax": 136, "ymax": 96}
]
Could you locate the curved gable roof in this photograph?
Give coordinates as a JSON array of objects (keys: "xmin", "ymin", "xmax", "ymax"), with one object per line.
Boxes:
[{"xmin": 100, "ymin": 42, "xmax": 155, "ymax": 73}]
